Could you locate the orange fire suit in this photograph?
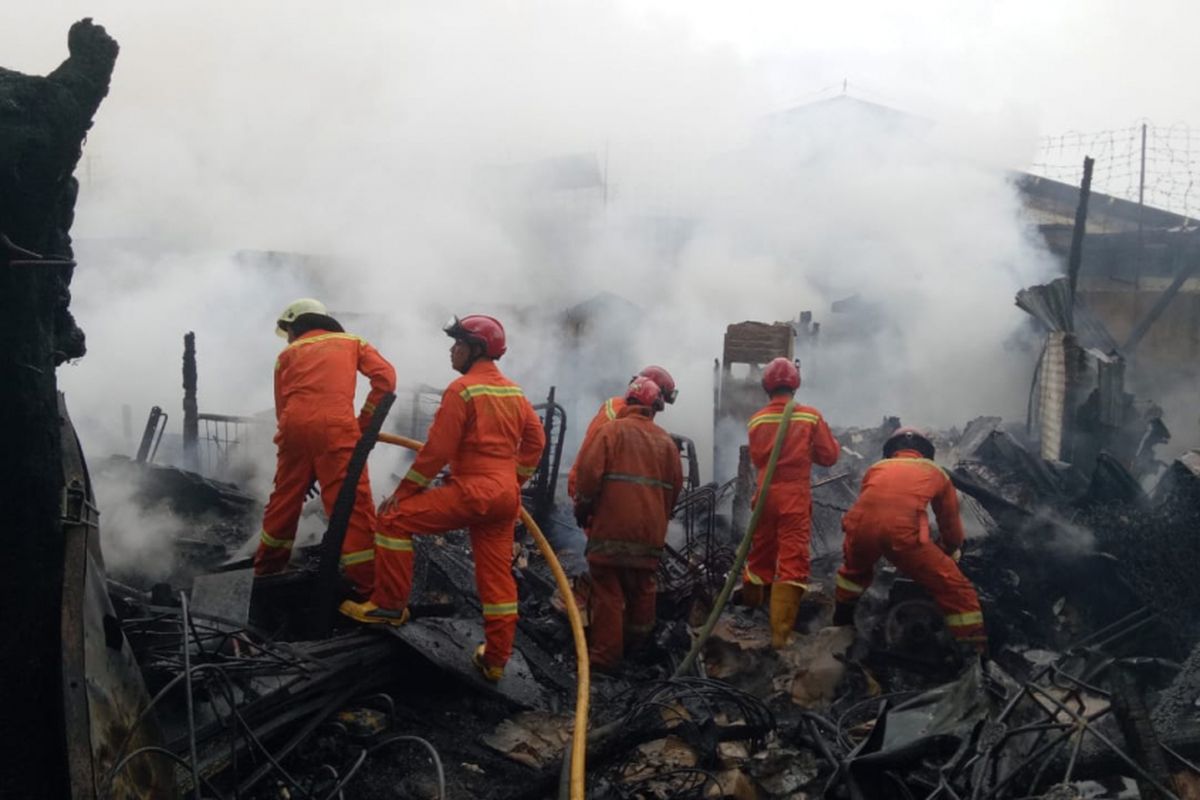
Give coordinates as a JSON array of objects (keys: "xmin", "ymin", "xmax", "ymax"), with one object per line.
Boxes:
[
  {"xmin": 835, "ymin": 450, "xmax": 986, "ymax": 648},
  {"xmin": 567, "ymin": 395, "xmax": 627, "ymax": 499},
  {"xmin": 374, "ymin": 360, "xmax": 546, "ymax": 671},
  {"xmin": 254, "ymin": 330, "xmax": 396, "ymax": 597},
  {"xmin": 743, "ymin": 398, "xmax": 840, "ymax": 590},
  {"xmin": 574, "ymin": 406, "xmax": 683, "ymax": 670}
]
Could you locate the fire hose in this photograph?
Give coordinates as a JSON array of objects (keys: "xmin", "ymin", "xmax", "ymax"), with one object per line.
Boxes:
[
  {"xmin": 376, "ymin": 433, "xmax": 589, "ymax": 800},
  {"xmin": 672, "ymin": 396, "xmax": 795, "ymax": 676},
  {"xmin": 556, "ymin": 397, "xmax": 797, "ymax": 798}
]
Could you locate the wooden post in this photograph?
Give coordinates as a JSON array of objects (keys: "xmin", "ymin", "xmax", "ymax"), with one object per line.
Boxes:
[
  {"xmin": 310, "ymin": 392, "xmax": 395, "ymax": 638},
  {"xmin": 1065, "ymin": 156, "xmax": 1095, "ymax": 333},
  {"xmin": 182, "ymin": 331, "xmax": 199, "ymax": 472}
]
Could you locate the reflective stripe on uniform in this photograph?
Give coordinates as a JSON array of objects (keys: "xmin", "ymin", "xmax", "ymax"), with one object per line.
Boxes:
[
  {"xmin": 287, "ymin": 332, "xmax": 364, "ymax": 350},
  {"xmin": 260, "ymin": 530, "xmax": 293, "ymax": 549},
  {"xmin": 743, "ymin": 569, "xmax": 767, "ymax": 585},
  {"xmin": 627, "ymin": 622, "xmax": 655, "ymax": 634},
  {"xmin": 404, "ymin": 468, "xmax": 432, "ymax": 487},
  {"xmin": 604, "ymin": 398, "xmax": 617, "ymax": 420},
  {"xmin": 779, "ymin": 579, "xmax": 809, "ymax": 590},
  {"xmin": 517, "ymin": 464, "xmax": 537, "ymax": 477},
  {"xmin": 835, "ymin": 574, "xmax": 865, "ymax": 595},
  {"xmin": 339, "ymin": 549, "xmax": 375, "ymax": 566},
  {"xmin": 459, "ymin": 384, "xmax": 525, "ymax": 401},
  {"xmin": 374, "ymin": 533, "xmax": 413, "ymax": 552},
  {"xmin": 586, "ymin": 539, "xmax": 663, "ymax": 560},
  {"xmin": 944, "ymin": 611, "xmax": 984, "ymax": 628},
  {"xmin": 602, "ymin": 472, "xmax": 674, "ymax": 490},
  {"xmin": 870, "ymin": 457, "xmax": 947, "ymax": 475},
  {"xmin": 361, "ymin": 401, "xmax": 376, "ymax": 415},
  {"xmin": 482, "ymin": 601, "xmax": 519, "ymax": 617},
  {"xmin": 747, "ymin": 411, "xmax": 820, "ymax": 431}
]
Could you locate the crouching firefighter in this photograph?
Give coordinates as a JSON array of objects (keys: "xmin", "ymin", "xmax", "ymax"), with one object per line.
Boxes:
[
  {"xmin": 340, "ymin": 315, "xmax": 546, "ymax": 684},
  {"xmin": 254, "ymin": 299, "xmax": 397, "ymax": 599},
  {"xmin": 742, "ymin": 358, "xmax": 840, "ymax": 649},
  {"xmin": 573, "ymin": 377, "xmax": 683, "ymax": 673},
  {"xmin": 833, "ymin": 427, "xmax": 987, "ymax": 657}
]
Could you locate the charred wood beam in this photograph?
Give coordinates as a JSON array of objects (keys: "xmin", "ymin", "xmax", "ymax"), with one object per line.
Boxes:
[
  {"xmin": 1065, "ymin": 156, "xmax": 1095, "ymax": 332},
  {"xmin": 1121, "ymin": 259, "xmax": 1200, "ymax": 355},
  {"xmin": 0, "ymin": 19, "xmax": 117, "ymax": 798},
  {"xmin": 1109, "ymin": 661, "xmax": 1176, "ymax": 798},
  {"xmin": 310, "ymin": 392, "xmax": 394, "ymax": 638},
  {"xmin": 182, "ymin": 332, "xmax": 199, "ymax": 471}
]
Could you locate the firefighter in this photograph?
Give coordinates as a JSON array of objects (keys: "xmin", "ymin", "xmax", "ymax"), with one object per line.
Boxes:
[
  {"xmin": 743, "ymin": 357, "xmax": 840, "ymax": 648},
  {"xmin": 567, "ymin": 365, "xmax": 677, "ymax": 501},
  {"xmin": 254, "ymin": 298, "xmax": 396, "ymax": 600},
  {"xmin": 833, "ymin": 427, "xmax": 987, "ymax": 655},
  {"xmin": 573, "ymin": 377, "xmax": 684, "ymax": 673},
  {"xmin": 340, "ymin": 314, "xmax": 546, "ymax": 683}
]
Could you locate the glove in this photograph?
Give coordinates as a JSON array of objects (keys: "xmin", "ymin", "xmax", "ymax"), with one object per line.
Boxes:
[
  {"xmin": 949, "ymin": 547, "xmax": 962, "ymax": 563},
  {"xmin": 573, "ymin": 501, "xmax": 594, "ymax": 529},
  {"xmin": 378, "ymin": 492, "xmax": 402, "ymax": 516}
]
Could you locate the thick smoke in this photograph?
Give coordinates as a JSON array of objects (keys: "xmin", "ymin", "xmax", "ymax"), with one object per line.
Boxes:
[{"xmin": 9, "ymin": 2, "xmax": 1058, "ymax": 500}]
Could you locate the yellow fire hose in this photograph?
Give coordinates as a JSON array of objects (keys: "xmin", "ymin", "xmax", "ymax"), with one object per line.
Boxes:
[{"xmin": 376, "ymin": 432, "xmax": 589, "ymax": 800}]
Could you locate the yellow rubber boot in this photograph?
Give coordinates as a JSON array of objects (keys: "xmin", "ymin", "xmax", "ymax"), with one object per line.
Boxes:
[
  {"xmin": 769, "ymin": 584, "xmax": 805, "ymax": 649},
  {"xmin": 473, "ymin": 644, "xmax": 504, "ymax": 683},
  {"xmin": 338, "ymin": 600, "xmax": 409, "ymax": 627}
]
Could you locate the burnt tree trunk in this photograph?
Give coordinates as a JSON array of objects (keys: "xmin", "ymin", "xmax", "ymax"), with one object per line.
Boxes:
[{"xmin": 0, "ymin": 19, "xmax": 117, "ymax": 799}]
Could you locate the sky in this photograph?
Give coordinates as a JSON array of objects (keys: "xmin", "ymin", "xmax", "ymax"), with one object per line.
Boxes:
[
  {"xmin": 1, "ymin": 1, "xmax": 1194, "ymax": 509},
  {"xmin": 624, "ymin": 0, "xmax": 1198, "ymax": 133}
]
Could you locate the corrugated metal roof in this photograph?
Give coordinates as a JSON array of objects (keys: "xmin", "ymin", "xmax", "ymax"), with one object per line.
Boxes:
[{"xmin": 1015, "ymin": 277, "xmax": 1120, "ymax": 352}]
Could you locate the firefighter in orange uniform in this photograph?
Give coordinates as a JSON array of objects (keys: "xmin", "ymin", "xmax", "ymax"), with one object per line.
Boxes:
[
  {"xmin": 567, "ymin": 366, "xmax": 677, "ymax": 500},
  {"xmin": 254, "ymin": 298, "xmax": 397, "ymax": 599},
  {"xmin": 743, "ymin": 357, "xmax": 840, "ymax": 648},
  {"xmin": 833, "ymin": 427, "xmax": 987, "ymax": 654},
  {"xmin": 573, "ymin": 378, "xmax": 683, "ymax": 673},
  {"xmin": 340, "ymin": 315, "xmax": 546, "ymax": 683}
]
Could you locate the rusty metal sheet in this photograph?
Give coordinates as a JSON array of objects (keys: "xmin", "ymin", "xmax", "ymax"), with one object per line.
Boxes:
[{"xmin": 60, "ymin": 395, "xmax": 173, "ymax": 799}]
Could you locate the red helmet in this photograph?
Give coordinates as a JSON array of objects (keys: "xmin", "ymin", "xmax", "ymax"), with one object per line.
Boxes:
[
  {"xmin": 625, "ymin": 377, "xmax": 664, "ymax": 411},
  {"xmin": 444, "ymin": 314, "xmax": 507, "ymax": 358},
  {"xmin": 637, "ymin": 365, "xmax": 677, "ymax": 404},
  {"xmin": 883, "ymin": 427, "xmax": 935, "ymax": 460},
  {"xmin": 761, "ymin": 357, "xmax": 800, "ymax": 393}
]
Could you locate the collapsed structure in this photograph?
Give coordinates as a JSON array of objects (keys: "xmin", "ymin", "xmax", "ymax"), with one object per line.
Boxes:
[{"xmin": 6, "ymin": 19, "xmax": 1200, "ymax": 800}]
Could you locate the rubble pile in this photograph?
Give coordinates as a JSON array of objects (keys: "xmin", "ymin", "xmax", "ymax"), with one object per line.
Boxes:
[{"xmin": 87, "ymin": 403, "xmax": 1200, "ymax": 799}]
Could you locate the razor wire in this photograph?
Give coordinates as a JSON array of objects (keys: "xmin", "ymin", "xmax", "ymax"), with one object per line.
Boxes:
[{"xmin": 1029, "ymin": 122, "xmax": 1199, "ymax": 222}]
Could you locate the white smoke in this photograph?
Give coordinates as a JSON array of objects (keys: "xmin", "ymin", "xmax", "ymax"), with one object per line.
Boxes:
[
  {"xmin": 5, "ymin": 1, "xmax": 1065, "ymax": 495},
  {"xmin": 92, "ymin": 466, "xmax": 185, "ymax": 585}
]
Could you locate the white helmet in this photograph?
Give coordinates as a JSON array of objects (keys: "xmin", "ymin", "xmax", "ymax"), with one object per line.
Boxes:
[{"xmin": 276, "ymin": 298, "xmax": 327, "ymax": 338}]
